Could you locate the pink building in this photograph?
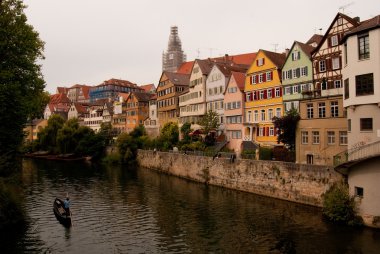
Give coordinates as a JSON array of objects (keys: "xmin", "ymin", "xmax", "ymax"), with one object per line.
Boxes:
[{"xmin": 224, "ymin": 71, "xmax": 246, "ymax": 155}]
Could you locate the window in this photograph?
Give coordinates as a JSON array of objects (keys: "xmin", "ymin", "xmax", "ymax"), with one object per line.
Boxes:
[
  {"xmin": 293, "ymin": 85, "xmax": 299, "ymax": 94},
  {"xmin": 344, "ymin": 78, "xmax": 349, "ymax": 99},
  {"xmin": 312, "ymin": 131, "xmax": 320, "ymax": 144},
  {"xmin": 275, "ymin": 88, "xmax": 281, "ymax": 97},
  {"xmin": 257, "ymin": 58, "xmax": 264, "ymax": 66},
  {"xmin": 268, "ymin": 109, "xmax": 273, "ymax": 120},
  {"xmin": 337, "ymin": 18, "xmax": 343, "ymax": 25},
  {"xmin": 332, "ymin": 57, "xmax": 340, "ymax": 70},
  {"xmin": 276, "ymin": 108, "xmax": 281, "ymax": 117},
  {"xmin": 301, "ymin": 66, "xmax": 308, "ymax": 76},
  {"xmin": 247, "ymin": 111, "xmax": 252, "ymax": 122},
  {"xmin": 348, "ymin": 119, "xmax": 351, "ymax": 132},
  {"xmin": 266, "ymin": 72, "xmax": 272, "ymax": 81},
  {"xmin": 360, "ymin": 118, "xmax": 373, "ymax": 131},
  {"xmin": 258, "ymin": 74, "xmax": 264, "ymax": 83},
  {"xmin": 261, "ymin": 110, "xmax": 266, "ymax": 121},
  {"xmin": 358, "ymin": 34, "xmax": 370, "ymax": 60},
  {"xmin": 331, "ymin": 101, "xmax": 339, "ymax": 117},
  {"xmin": 340, "ymin": 131, "xmax": 348, "ymax": 145},
  {"xmin": 331, "ymin": 35, "xmax": 338, "ymax": 46},
  {"xmin": 285, "ymin": 87, "xmax": 291, "ymax": 95},
  {"xmin": 269, "ymin": 127, "xmax": 274, "ymax": 136},
  {"xmin": 355, "ymin": 187, "xmax": 364, "ymax": 198},
  {"xmin": 327, "ymin": 131, "xmax": 335, "ymax": 145},
  {"xmin": 344, "ymin": 42, "xmax": 348, "ymax": 65},
  {"xmin": 267, "ymin": 89, "xmax": 272, "ymax": 98},
  {"xmin": 259, "ymin": 127, "xmax": 264, "ymax": 136},
  {"xmin": 251, "ymin": 75, "xmax": 257, "ymax": 84},
  {"xmin": 356, "ymin": 73, "xmax": 374, "ymax": 96},
  {"xmin": 231, "ymin": 131, "xmax": 242, "ymax": 139},
  {"xmin": 319, "ymin": 60, "xmax": 326, "ymax": 72},
  {"xmin": 292, "ymin": 51, "xmax": 300, "ymax": 61},
  {"xmin": 318, "ymin": 103, "xmax": 326, "ymax": 118},
  {"xmin": 258, "ymin": 90, "xmax": 263, "ymax": 100},
  {"xmin": 307, "ymin": 104, "xmax": 313, "ymax": 118},
  {"xmin": 301, "ymin": 131, "xmax": 308, "ymax": 144},
  {"xmin": 254, "ymin": 110, "xmax": 259, "ymax": 122}
]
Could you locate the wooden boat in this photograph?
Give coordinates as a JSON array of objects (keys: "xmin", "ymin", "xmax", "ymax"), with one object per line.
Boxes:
[{"xmin": 53, "ymin": 198, "xmax": 71, "ymax": 227}]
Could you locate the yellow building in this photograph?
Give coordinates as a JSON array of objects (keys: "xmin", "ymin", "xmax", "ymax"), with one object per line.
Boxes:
[
  {"xmin": 24, "ymin": 119, "xmax": 48, "ymax": 143},
  {"xmin": 244, "ymin": 50, "xmax": 286, "ymax": 146}
]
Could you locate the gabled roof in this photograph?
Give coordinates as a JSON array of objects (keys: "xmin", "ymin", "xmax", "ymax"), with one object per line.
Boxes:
[
  {"xmin": 260, "ymin": 50, "xmax": 287, "ymax": 68},
  {"xmin": 342, "ymin": 15, "xmax": 380, "ymax": 41},
  {"xmin": 231, "ymin": 71, "xmax": 246, "ymax": 91},
  {"xmin": 297, "ymin": 41, "xmax": 316, "ymax": 58},
  {"xmin": 56, "ymin": 87, "xmax": 68, "ymax": 94},
  {"xmin": 177, "ymin": 61, "xmax": 194, "ymax": 74},
  {"xmin": 213, "ymin": 62, "xmax": 248, "ymax": 78},
  {"xmin": 214, "ymin": 52, "xmax": 257, "ymax": 66},
  {"xmin": 196, "ymin": 59, "xmax": 215, "ymax": 75},
  {"xmin": 50, "ymin": 93, "xmax": 70, "ymax": 104},
  {"xmin": 81, "ymin": 86, "xmax": 90, "ymax": 99},
  {"xmin": 118, "ymin": 92, "xmax": 130, "ymax": 101},
  {"xmin": 164, "ymin": 71, "xmax": 190, "ymax": 86},
  {"xmin": 140, "ymin": 83, "xmax": 156, "ymax": 93},
  {"xmin": 312, "ymin": 12, "xmax": 360, "ymax": 54},
  {"xmin": 306, "ymin": 34, "xmax": 323, "ymax": 46},
  {"xmin": 73, "ymin": 103, "xmax": 88, "ymax": 114},
  {"xmin": 97, "ymin": 78, "xmax": 142, "ymax": 90},
  {"xmin": 130, "ymin": 92, "xmax": 154, "ymax": 103}
]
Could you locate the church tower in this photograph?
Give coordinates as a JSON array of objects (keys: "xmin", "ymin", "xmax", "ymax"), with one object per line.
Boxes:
[{"xmin": 162, "ymin": 26, "xmax": 186, "ymax": 72}]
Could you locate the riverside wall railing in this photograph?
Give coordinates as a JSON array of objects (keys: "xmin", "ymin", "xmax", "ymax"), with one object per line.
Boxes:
[{"xmin": 333, "ymin": 140, "xmax": 380, "ymax": 167}]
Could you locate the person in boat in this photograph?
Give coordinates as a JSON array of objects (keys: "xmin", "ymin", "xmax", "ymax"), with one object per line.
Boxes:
[{"xmin": 63, "ymin": 197, "xmax": 71, "ymax": 217}]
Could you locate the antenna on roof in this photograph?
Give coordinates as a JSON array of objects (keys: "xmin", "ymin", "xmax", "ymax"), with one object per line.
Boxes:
[{"xmin": 339, "ymin": 2, "xmax": 354, "ymax": 14}]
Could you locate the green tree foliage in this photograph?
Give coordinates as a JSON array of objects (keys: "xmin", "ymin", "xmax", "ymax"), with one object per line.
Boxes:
[
  {"xmin": 158, "ymin": 122, "xmax": 179, "ymax": 150},
  {"xmin": 272, "ymin": 108, "xmax": 300, "ymax": 151},
  {"xmin": 116, "ymin": 126, "xmax": 149, "ymax": 164},
  {"xmin": 56, "ymin": 118, "xmax": 80, "ymax": 154},
  {"xmin": 180, "ymin": 122, "xmax": 192, "ymax": 143},
  {"xmin": 323, "ymin": 183, "xmax": 362, "ymax": 226},
  {"xmin": 0, "ymin": 0, "xmax": 45, "ymax": 174},
  {"xmin": 198, "ymin": 110, "xmax": 220, "ymax": 135},
  {"xmin": 38, "ymin": 115, "xmax": 65, "ymax": 152}
]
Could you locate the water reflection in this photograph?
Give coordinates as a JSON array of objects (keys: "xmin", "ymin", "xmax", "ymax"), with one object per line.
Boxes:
[{"xmin": 6, "ymin": 159, "xmax": 380, "ymax": 253}]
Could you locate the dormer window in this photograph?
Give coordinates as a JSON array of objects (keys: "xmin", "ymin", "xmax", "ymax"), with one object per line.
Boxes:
[{"xmin": 257, "ymin": 58, "xmax": 265, "ymax": 66}]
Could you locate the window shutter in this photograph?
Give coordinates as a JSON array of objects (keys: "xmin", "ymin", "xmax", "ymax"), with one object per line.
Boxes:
[
  {"xmin": 305, "ymin": 66, "xmax": 308, "ymax": 76},
  {"xmin": 263, "ymin": 58, "xmax": 265, "ymax": 65},
  {"xmin": 298, "ymin": 51, "xmax": 301, "ymax": 59},
  {"xmin": 266, "ymin": 127, "xmax": 269, "ymax": 136},
  {"xmin": 270, "ymin": 72, "xmax": 273, "ymax": 80},
  {"xmin": 315, "ymin": 62, "xmax": 320, "ymax": 74},
  {"xmin": 272, "ymin": 88, "xmax": 275, "ymax": 96},
  {"xmin": 263, "ymin": 73, "xmax": 266, "ymax": 82},
  {"xmin": 257, "ymin": 128, "xmax": 259, "ymax": 136},
  {"xmin": 251, "ymin": 92, "xmax": 254, "ymax": 101},
  {"xmin": 256, "ymin": 91, "xmax": 260, "ymax": 100},
  {"xmin": 296, "ymin": 68, "xmax": 300, "ymax": 78},
  {"xmin": 256, "ymin": 59, "xmax": 259, "ymax": 66},
  {"xmin": 289, "ymin": 70, "xmax": 293, "ymax": 79},
  {"xmin": 282, "ymin": 71, "xmax": 285, "ymax": 79},
  {"xmin": 339, "ymin": 57, "xmax": 342, "ymax": 70},
  {"xmin": 280, "ymin": 87, "xmax": 283, "ymax": 96},
  {"xmin": 327, "ymin": 58, "xmax": 332, "ymax": 71},
  {"xmin": 328, "ymin": 37, "xmax": 332, "ymax": 48},
  {"xmin": 264, "ymin": 90, "xmax": 267, "ymax": 99}
]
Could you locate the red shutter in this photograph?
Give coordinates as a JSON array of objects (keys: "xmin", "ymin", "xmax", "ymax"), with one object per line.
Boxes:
[
  {"xmin": 315, "ymin": 61, "xmax": 320, "ymax": 74},
  {"xmin": 272, "ymin": 88, "xmax": 275, "ymax": 97},
  {"xmin": 244, "ymin": 93, "xmax": 247, "ymax": 102},
  {"xmin": 327, "ymin": 58, "xmax": 332, "ymax": 71},
  {"xmin": 256, "ymin": 91, "xmax": 259, "ymax": 100},
  {"xmin": 274, "ymin": 127, "xmax": 277, "ymax": 136},
  {"xmin": 264, "ymin": 90, "xmax": 267, "ymax": 99},
  {"xmin": 280, "ymin": 87, "xmax": 283, "ymax": 96},
  {"xmin": 250, "ymin": 92, "xmax": 253, "ymax": 101},
  {"xmin": 263, "ymin": 58, "xmax": 265, "ymax": 65},
  {"xmin": 266, "ymin": 127, "xmax": 269, "ymax": 136},
  {"xmin": 257, "ymin": 128, "xmax": 259, "ymax": 136},
  {"xmin": 256, "ymin": 59, "xmax": 259, "ymax": 66},
  {"xmin": 263, "ymin": 73, "xmax": 267, "ymax": 82},
  {"xmin": 270, "ymin": 71, "xmax": 273, "ymax": 80},
  {"xmin": 327, "ymin": 37, "xmax": 332, "ymax": 48}
]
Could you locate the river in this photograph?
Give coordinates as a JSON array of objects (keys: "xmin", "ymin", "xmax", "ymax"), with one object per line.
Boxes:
[{"xmin": 3, "ymin": 158, "xmax": 380, "ymax": 253}]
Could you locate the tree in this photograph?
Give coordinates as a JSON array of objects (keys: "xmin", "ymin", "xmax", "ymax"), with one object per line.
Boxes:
[
  {"xmin": 198, "ymin": 110, "xmax": 220, "ymax": 135},
  {"xmin": 0, "ymin": 0, "xmax": 45, "ymax": 174},
  {"xmin": 180, "ymin": 122, "xmax": 192, "ymax": 143},
  {"xmin": 56, "ymin": 118, "xmax": 80, "ymax": 154},
  {"xmin": 159, "ymin": 122, "xmax": 179, "ymax": 150},
  {"xmin": 272, "ymin": 108, "xmax": 300, "ymax": 151},
  {"xmin": 38, "ymin": 115, "xmax": 65, "ymax": 152}
]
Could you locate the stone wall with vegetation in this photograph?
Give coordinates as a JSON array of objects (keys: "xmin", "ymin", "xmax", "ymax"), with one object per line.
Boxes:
[{"xmin": 137, "ymin": 150, "xmax": 344, "ymax": 207}]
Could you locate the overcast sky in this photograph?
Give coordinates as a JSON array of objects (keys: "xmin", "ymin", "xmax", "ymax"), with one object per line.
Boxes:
[{"xmin": 23, "ymin": 0, "xmax": 379, "ymax": 93}]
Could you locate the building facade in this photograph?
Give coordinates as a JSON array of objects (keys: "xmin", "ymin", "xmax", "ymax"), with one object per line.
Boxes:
[
  {"xmin": 89, "ymin": 79, "xmax": 143, "ymax": 103},
  {"xmin": 244, "ymin": 50, "xmax": 286, "ymax": 146}
]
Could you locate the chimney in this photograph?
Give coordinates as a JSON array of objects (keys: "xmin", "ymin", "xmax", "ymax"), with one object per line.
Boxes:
[
  {"xmin": 284, "ymin": 48, "xmax": 290, "ymax": 56},
  {"xmin": 354, "ymin": 17, "xmax": 360, "ymax": 22}
]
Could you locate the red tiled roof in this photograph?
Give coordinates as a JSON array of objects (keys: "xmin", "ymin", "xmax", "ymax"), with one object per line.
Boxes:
[
  {"xmin": 140, "ymin": 83, "xmax": 156, "ymax": 92},
  {"xmin": 231, "ymin": 71, "xmax": 246, "ymax": 91},
  {"xmin": 56, "ymin": 87, "xmax": 68, "ymax": 94},
  {"xmin": 98, "ymin": 78, "xmax": 142, "ymax": 90},
  {"xmin": 74, "ymin": 103, "xmax": 88, "ymax": 114},
  {"xmin": 214, "ymin": 53, "xmax": 257, "ymax": 66},
  {"xmin": 118, "ymin": 92, "xmax": 130, "ymax": 101},
  {"xmin": 50, "ymin": 93, "xmax": 70, "ymax": 104},
  {"xmin": 177, "ymin": 61, "xmax": 194, "ymax": 74}
]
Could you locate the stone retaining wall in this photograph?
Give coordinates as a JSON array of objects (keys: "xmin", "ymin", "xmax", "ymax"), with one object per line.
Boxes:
[{"xmin": 137, "ymin": 150, "xmax": 345, "ymax": 207}]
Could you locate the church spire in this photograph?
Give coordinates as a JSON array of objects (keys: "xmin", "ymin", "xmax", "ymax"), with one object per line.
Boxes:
[{"xmin": 162, "ymin": 26, "xmax": 186, "ymax": 72}]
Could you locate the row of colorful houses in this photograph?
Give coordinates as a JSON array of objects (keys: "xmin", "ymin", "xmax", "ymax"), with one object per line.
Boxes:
[{"xmin": 31, "ymin": 12, "xmax": 380, "ymax": 168}]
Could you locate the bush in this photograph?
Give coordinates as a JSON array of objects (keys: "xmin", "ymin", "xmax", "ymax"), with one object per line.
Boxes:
[
  {"xmin": 259, "ymin": 147, "xmax": 273, "ymax": 160},
  {"xmin": 323, "ymin": 183, "xmax": 362, "ymax": 226},
  {"xmin": 102, "ymin": 152, "xmax": 121, "ymax": 164}
]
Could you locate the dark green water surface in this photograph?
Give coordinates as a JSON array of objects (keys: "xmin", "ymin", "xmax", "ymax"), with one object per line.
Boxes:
[{"xmin": 3, "ymin": 158, "xmax": 380, "ymax": 253}]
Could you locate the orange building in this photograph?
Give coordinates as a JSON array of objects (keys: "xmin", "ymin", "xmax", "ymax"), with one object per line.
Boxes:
[
  {"xmin": 244, "ymin": 50, "xmax": 286, "ymax": 146},
  {"xmin": 125, "ymin": 92, "xmax": 154, "ymax": 132}
]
